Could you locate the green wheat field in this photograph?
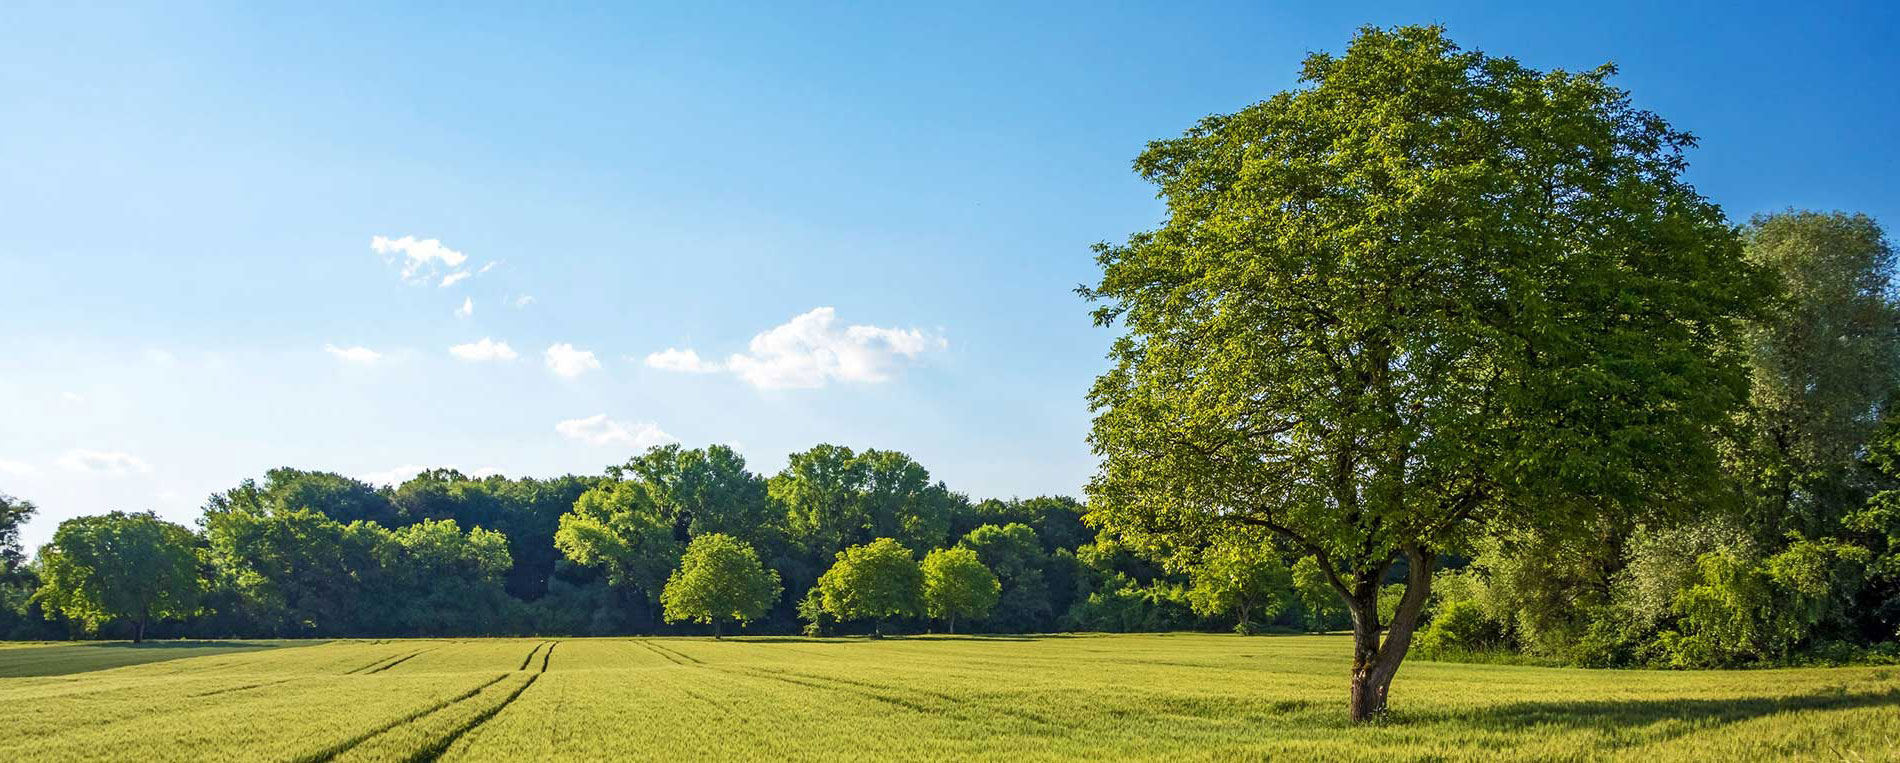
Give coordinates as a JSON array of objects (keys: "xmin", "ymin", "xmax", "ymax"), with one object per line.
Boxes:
[{"xmin": 2, "ymin": 634, "xmax": 1896, "ymax": 762}]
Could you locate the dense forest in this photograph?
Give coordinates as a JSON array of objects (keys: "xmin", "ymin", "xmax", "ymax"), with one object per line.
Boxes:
[{"xmin": 3, "ymin": 29, "xmax": 1898, "ymax": 693}]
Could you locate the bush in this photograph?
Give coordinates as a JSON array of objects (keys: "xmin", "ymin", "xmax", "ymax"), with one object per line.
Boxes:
[{"xmin": 1415, "ymin": 600, "xmax": 1505, "ymax": 658}]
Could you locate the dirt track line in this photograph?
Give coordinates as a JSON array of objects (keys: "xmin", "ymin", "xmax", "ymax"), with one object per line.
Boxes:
[
  {"xmin": 405, "ymin": 641, "xmax": 558, "ymax": 763},
  {"xmin": 292, "ymin": 672, "xmax": 512, "ymax": 763},
  {"xmin": 632, "ymin": 640, "xmax": 687, "ymax": 666},
  {"xmin": 367, "ymin": 648, "xmax": 438, "ymax": 674},
  {"xmin": 516, "ymin": 641, "xmax": 550, "ymax": 672},
  {"xmin": 641, "ymin": 640, "xmax": 704, "ymax": 665},
  {"xmin": 187, "ymin": 676, "xmax": 306, "ymax": 699}
]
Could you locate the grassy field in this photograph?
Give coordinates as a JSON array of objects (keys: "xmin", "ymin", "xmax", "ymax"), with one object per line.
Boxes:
[{"xmin": 0, "ymin": 633, "xmax": 1894, "ymax": 762}]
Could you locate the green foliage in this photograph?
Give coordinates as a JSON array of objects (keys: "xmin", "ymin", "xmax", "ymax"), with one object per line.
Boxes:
[
  {"xmin": 554, "ymin": 480, "xmax": 683, "ymax": 603},
  {"xmin": 1185, "ymin": 535, "xmax": 1290, "ymax": 632},
  {"xmin": 772, "ymin": 444, "xmax": 959, "ymax": 559},
  {"xmin": 920, "ymin": 547, "xmax": 999, "ymax": 632},
  {"xmin": 661, "ymin": 533, "xmax": 782, "ymax": 635},
  {"xmin": 1079, "ymin": 24, "xmax": 1761, "ymax": 716},
  {"xmin": 814, "ymin": 538, "xmax": 923, "ymax": 630},
  {"xmin": 34, "ymin": 512, "xmax": 201, "ymax": 640},
  {"xmin": 958, "ymin": 523, "xmax": 1054, "ymax": 631},
  {"xmin": 1415, "ymin": 600, "xmax": 1507, "ymax": 658},
  {"xmin": 1290, "ymin": 557, "xmax": 1348, "ymax": 632}
]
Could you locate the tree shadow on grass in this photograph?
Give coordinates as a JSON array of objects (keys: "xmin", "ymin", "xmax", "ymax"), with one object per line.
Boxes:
[
  {"xmin": 0, "ymin": 640, "xmax": 304, "ymax": 678},
  {"xmin": 1397, "ymin": 687, "xmax": 1900, "ymax": 747},
  {"xmin": 732, "ymin": 634, "xmax": 1059, "ymax": 644}
]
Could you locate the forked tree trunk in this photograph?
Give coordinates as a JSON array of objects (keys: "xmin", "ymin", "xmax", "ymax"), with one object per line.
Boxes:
[{"xmin": 1343, "ymin": 547, "xmax": 1434, "ymax": 722}]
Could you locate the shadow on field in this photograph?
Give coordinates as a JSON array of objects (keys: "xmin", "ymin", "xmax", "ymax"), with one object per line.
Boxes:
[
  {"xmin": 1422, "ymin": 687, "xmax": 1900, "ymax": 742},
  {"xmin": 736, "ymin": 635, "xmax": 1050, "ymax": 644},
  {"xmin": 0, "ymin": 640, "xmax": 296, "ymax": 678}
]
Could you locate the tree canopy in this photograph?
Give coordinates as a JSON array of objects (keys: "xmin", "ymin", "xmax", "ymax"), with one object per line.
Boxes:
[
  {"xmin": 815, "ymin": 538, "xmax": 924, "ymax": 635},
  {"xmin": 35, "ymin": 512, "xmax": 201, "ymax": 642},
  {"xmin": 921, "ymin": 547, "xmax": 1000, "ymax": 633},
  {"xmin": 661, "ymin": 533, "xmax": 781, "ymax": 637},
  {"xmin": 1081, "ymin": 24, "xmax": 1764, "ymax": 720}
]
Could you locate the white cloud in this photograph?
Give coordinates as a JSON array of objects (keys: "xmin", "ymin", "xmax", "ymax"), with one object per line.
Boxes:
[
  {"xmin": 371, "ymin": 235, "xmax": 469, "ymax": 284},
  {"xmin": 555, "ymin": 414, "xmax": 676, "ymax": 448},
  {"xmin": 455, "ymin": 296, "xmax": 474, "ymax": 318},
  {"xmin": 697, "ymin": 307, "xmax": 947, "ymax": 389},
  {"xmin": 644, "ymin": 347, "xmax": 723, "ymax": 374},
  {"xmin": 545, "ymin": 343, "xmax": 600, "ymax": 378},
  {"xmin": 0, "ymin": 459, "xmax": 37, "ymax": 477},
  {"xmin": 512, "ymin": 295, "xmax": 535, "ymax": 308},
  {"xmin": 61, "ymin": 391, "xmax": 85, "ymax": 404},
  {"xmin": 325, "ymin": 344, "xmax": 382, "ymax": 364},
  {"xmin": 450, "ymin": 338, "xmax": 518, "ymax": 362},
  {"xmin": 57, "ymin": 449, "xmax": 154, "ymax": 476},
  {"xmin": 357, "ymin": 464, "xmax": 427, "ymax": 487},
  {"xmin": 440, "ymin": 271, "xmax": 471, "ymax": 288},
  {"xmin": 478, "ymin": 261, "xmax": 502, "ymax": 275}
]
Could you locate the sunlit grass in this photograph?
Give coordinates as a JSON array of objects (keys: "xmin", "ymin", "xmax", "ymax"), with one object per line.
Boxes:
[{"xmin": 0, "ymin": 634, "xmax": 1893, "ymax": 761}]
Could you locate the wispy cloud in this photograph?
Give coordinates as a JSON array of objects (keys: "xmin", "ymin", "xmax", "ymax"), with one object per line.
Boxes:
[
  {"xmin": 644, "ymin": 348, "xmax": 723, "ymax": 374},
  {"xmin": 440, "ymin": 271, "xmax": 472, "ymax": 288},
  {"xmin": 545, "ymin": 343, "xmax": 600, "ymax": 378},
  {"xmin": 478, "ymin": 261, "xmax": 502, "ymax": 275},
  {"xmin": 325, "ymin": 344, "xmax": 383, "ymax": 364},
  {"xmin": 511, "ymin": 295, "xmax": 535, "ymax": 309},
  {"xmin": 450, "ymin": 338, "xmax": 518, "ymax": 362},
  {"xmin": 555, "ymin": 414, "xmax": 676, "ymax": 448},
  {"xmin": 455, "ymin": 296, "xmax": 474, "ymax": 318},
  {"xmin": 371, "ymin": 235, "xmax": 468, "ymax": 284},
  {"xmin": 57, "ymin": 449, "xmax": 153, "ymax": 476},
  {"xmin": 649, "ymin": 307, "xmax": 946, "ymax": 389}
]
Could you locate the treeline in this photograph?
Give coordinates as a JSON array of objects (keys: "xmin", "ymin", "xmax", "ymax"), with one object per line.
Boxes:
[{"xmin": 0, "ymin": 445, "xmax": 1341, "ymax": 641}]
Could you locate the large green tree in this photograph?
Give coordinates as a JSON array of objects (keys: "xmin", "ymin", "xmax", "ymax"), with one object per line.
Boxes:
[
  {"xmin": 1081, "ymin": 26, "xmax": 1762, "ymax": 720},
  {"xmin": 813, "ymin": 537, "xmax": 923, "ymax": 636},
  {"xmin": 35, "ymin": 512, "xmax": 202, "ymax": 642},
  {"xmin": 1187, "ymin": 532, "xmax": 1291, "ymax": 632},
  {"xmin": 553, "ymin": 480, "xmax": 682, "ymax": 604},
  {"xmin": 773, "ymin": 445, "xmax": 959, "ymax": 558},
  {"xmin": 921, "ymin": 547, "xmax": 1000, "ymax": 634},
  {"xmin": 661, "ymin": 533, "xmax": 781, "ymax": 638},
  {"xmin": 1734, "ymin": 211, "xmax": 1899, "ymax": 539}
]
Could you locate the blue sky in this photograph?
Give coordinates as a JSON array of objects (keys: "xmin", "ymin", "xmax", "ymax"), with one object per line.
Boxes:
[{"xmin": 2, "ymin": 2, "xmax": 1895, "ymax": 550}]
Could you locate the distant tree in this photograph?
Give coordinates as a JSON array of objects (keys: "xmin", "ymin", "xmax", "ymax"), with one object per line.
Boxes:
[
  {"xmin": 661, "ymin": 533, "xmax": 781, "ymax": 638},
  {"xmin": 921, "ymin": 547, "xmax": 999, "ymax": 633},
  {"xmin": 259, "ymin": 467, "xmax": 399, "ymax": 525},
  {"xmin": 617, "ymin": 445, "xmax": 774, "ymax": 545},
  {"xmin": 773, "ymin": 445, "xmax": 957, "ymax": 557},
  {"xmin": 554, "ymin": 481, "xmax": 682, "ymax": 605},
  {"xmin": 387, "ymin": 518, "xmax": 515, "ymax": 635},
  {"xmin": 1733, "ymin": 211, "xmax": 1899, "ymax": 539},
  {"xmin": 0, "ymin": 493, "xmax": 33, "ymax": 579},
  {"xmin": 35, "ymin": 512, "xmax": 201, "ymax": 642},
  {"xmin": 202, "ymin": 504, "xmax": 392, "ymax": 636},
  {"xmin": 814, "ymin": 538, "xmax": 923, "ymax": 636},
  {"xmin": 1187, "ymin": 535, "xmax": 1291, "ymax": 633},
  {"xmin": 1082, "ymin": 26, "xmax": 1763, "ymax": 719},
  {"xmin": 958, "ymin": 523, "xmax": 1053, "ymax": 631}
]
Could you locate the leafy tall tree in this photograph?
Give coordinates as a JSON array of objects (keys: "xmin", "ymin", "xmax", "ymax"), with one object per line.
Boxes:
[
  {"xmin": 1081, "ymin": 25, "xmax": 1763, "ymax": 720},
  {"xmin": 773, "ymin": 444, "xmax": 958, "ymax": 558},
  {"xmin": 0, "ymin": 492, "xmax": 33, "ymax": 580},
  {"xmin": 1187, "ymin": 534, "xmax": 1291, "ymax": 632},
  {"xmin": 661, "ymin": 533, "xmax": 781, "ymax": 638},
  {"xmin": 958, "ymin": 523, "xmax": 1054, "ymax": 631},
  {"xmin": 554, "ymin": 480, "xmax": 682, "ymax": 605},
  {"xmin": 35, "ymin": 512, "xmax": 201, "ymax": 642},
  {"xmin": 202, "ymin": 504, "xmax": 392, "ymax": 636},
  {"xmin": 921, "ymin": 547, "xmax": 1000, "ymax": 634},
  {"xmin": 814, "ymin": 537, "xmax": 923, "ymax": 636},
  {"xmin": 1734, "ymin": 211, "xmax": 1899, "ymax": 539}
]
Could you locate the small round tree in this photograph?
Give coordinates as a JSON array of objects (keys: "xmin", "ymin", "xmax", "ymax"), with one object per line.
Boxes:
[
  {"xmin": 815, "ymin": 537, "xmax": 923, "ymax": 637},
  {"xmin": 1186, "ymin": 534, "xmax": 1291, "ymax": 634},
  {"xmin": 661, "ymin": 533, "xmax": 781, "ymax": 638},
  {"xmin": 922, "ymin": 547, "xmax": 1000, "ymax": 634}
]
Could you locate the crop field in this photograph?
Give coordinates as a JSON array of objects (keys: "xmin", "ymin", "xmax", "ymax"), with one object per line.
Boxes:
[{"xmin": 0, "ymin": 634, "xmax": 1894, "ymax": 762}]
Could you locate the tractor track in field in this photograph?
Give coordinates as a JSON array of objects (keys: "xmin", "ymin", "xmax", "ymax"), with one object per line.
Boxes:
[
  {"xmin": 187, "ymin": 676, "xmax": 308, "ymax": 698},
  {"xmin": 735, "ymin": 665, "xmax": 1078, "ymax": 731},
  {"xmin": 344, "ymin": 650, "xmax": 421, "ymax": 675},
  {"xmin": 367, "ymin": 648, "xmax": 439, "ymax": 674},
  {"xmin": 404, "ymin": 640, "xmax": 559, "ymax": 763},
  {"xmin": 302, "ymin": 640, "xmax": 561, "ymax": 763},
  {"xmin": 640, "ymin": 640, "xmax": 704, "ymax": 665}
]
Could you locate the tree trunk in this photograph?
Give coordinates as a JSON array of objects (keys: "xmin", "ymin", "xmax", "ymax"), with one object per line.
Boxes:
[
  {"xmin": 713, "ymin": 619, "xmax": 722, "ymax": 640},
  {"xmin": 135, "ymin": 610, "xmax": 148, "ymax": 644},
  {"xmin": 1343, "ymin": 547, "xmax": 1434, "ymax": 722},
  {"xmin": 947, "ymin": 617, "xmax": 955, "ymax": 635}
]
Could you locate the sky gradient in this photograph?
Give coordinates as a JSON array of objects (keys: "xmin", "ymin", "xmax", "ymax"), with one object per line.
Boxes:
[{"xmin": 3, "ymin": 1, "xmax": 1896, "ymax": 550}]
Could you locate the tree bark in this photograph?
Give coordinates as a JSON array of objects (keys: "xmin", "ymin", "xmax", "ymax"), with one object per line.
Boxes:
[
  {"xmin": 1344, "ymin": 547, "xmax": 1434, "ymax": 722},
  {"xmin": 135, "ymin": 610, "xmax": 148, "ymax": 644},
  {"xmin": 713, "ymin": 619, "xmax": 722, "ymax": 640},
  {"xmin": 947, "ymin": 617, "xmax": 955, "ymax": 635}
]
